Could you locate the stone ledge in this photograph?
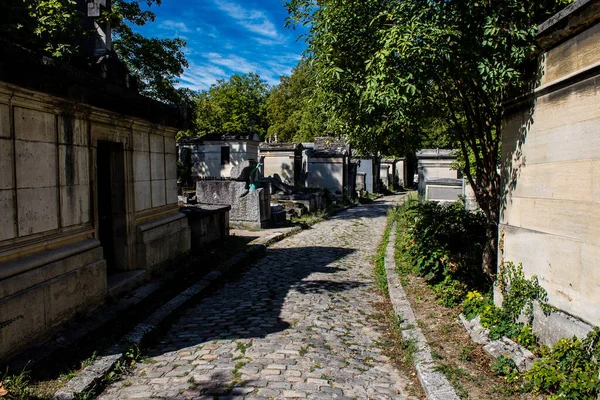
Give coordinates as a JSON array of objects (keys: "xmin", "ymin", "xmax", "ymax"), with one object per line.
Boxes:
[{"xmin": 0, "ymin": 239, "xmax": 101, "ymax": 281}]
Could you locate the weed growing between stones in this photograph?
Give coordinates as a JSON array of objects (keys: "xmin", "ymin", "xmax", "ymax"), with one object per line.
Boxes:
[
  {"xmin": 374, "ymin": 211, "xmax": 394, "ymax": 293},
  {"xmin": 0, "ymin": 367, "xmax": 30, "ymax": 400},
  {"xmin": 366, "ymin": 209, "xmax": 425, "ymax": 398},
  {"xmin": 235, "ymin": 341, "xmax": 252, "ymax": 355}
]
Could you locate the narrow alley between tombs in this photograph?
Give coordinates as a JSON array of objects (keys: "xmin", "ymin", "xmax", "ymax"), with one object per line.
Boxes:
[{"xmin": 99, "ymin": 195, "xmax": 412, "ymax": 399}]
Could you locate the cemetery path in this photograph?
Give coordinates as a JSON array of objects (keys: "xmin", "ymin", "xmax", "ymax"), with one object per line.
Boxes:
[{"xmin": 99, "ymin": 194, "xmax": 411, "ymax": 400}]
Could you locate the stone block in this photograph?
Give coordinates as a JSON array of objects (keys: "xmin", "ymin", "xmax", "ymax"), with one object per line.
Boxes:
[
  {"xmin": 0, "ymin": 138, "xmax": 14, "ymax": 190},
  {"xmin": 165, "ymin": 153, "xmax": 177, "ymax": 180},
  {"xmin": 0, "ymin": 243, "xmax": 104, "ymax": 297},
  {"xmin": 543, "ymin": 21, "xmax": 600, "ymax": 86},
  {"xmin": 531, "ymin": 302, "xmax": 594, "ymax": 347},
  {"xmin": 483, "ymin": 338, "xmax": 535, "ymax": 372},
  {"xmin": 133, "ymin": 151, "xmax": 150, "ymax": 182},
  {"xmin": 44, "ymin": 260, "xmax": 107, "ymax": 330},
  {"xmin": 0, "ymin": 189, "xmax": 16, "ymax": 241},
  {"xmin": 0, "ymin": 103, "xmax": 9, "ymax": 138},
  {"xmin": 136, "ymin": 213, "xmax": 190, "ymax": 272},
  {"xmin": 17, "ymin": 186, "xmax": 59, "ymax": 236},
  {"xmin": 132, "ymin": 130, "xmax": 149, "ymax": 152},
  {"xmin": 0, "ymin": 249, "xmax": 106, "ymax": 363},
  {"xmin": 14, "ymin": 107, "xmax": 56, "ymax": 143},
  {"xmin": 166, "ymin": 179, "xmax": 178, "ymax": 205},
  {"xmin": 60, "ymin": 184, "xmax": 91, "ymax": 227},
  {"xmin": 0, "ymin": 284, "xmax": 47, "ymax": 363},
  {"xmin": 59, "ymin": 145, "xmax": 89, "ymax": 186},
  {"xmin": 164, "ymin": 136, "xmax": 177, "ymax": 154},
  {"xmin": 150, "ymin": 134, "xmax": 164, "ymax": 153},
  {"xmin": 58, "ymin": 116, "xmax": 88, "ymax": 146},
  {"xmin": 151, "ymin": 179, "xmax": 166, "ymax": 208},
  {"xmin": 182, "ymin": 206, "xmax": 229, "ymax": 251},
  {"xmin": 15, "ymin": 140, "xmax": 57, "ymax": 188},
  {"xmin": 134, "ymin": 180, "xmax": 151, "ymax": 212},
  {"xmin": 151, "ymin": 152, "xmax": 165, "ymax": 180},
  {"xmin": 196, "ymin": 180, "xmax": 271, "ymax": 227}
]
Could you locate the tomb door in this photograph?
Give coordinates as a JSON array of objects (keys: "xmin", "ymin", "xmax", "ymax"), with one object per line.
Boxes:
[{"xmin": 96, "ymin": 141, "xmax": 127, "ymax": 274}]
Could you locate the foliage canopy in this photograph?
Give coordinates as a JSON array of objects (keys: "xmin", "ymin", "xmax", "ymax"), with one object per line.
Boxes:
[
  {"xmin": 0, "ymin": 0, "xmax": 190, "ymax": 104},
  {"xmin": 188, "ymin": 73, "xmax": 270, "ymax": 138},
  {"xmin": 286, "ymin": 0, "xmax": 572, "ymax": 276}
]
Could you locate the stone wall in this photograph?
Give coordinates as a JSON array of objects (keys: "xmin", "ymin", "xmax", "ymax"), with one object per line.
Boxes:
[
  {"xmin": 355, "ymin": 158, "xmax": 376, "ymax": 193},
  {"xmin": 181, "ymin": 140, "xmax": 259, "ymax": 179},
  {"xmin": 307, "ymin": 155, "xmax": 346, "ymax": 195},
  {"xmin": 500, "ymin": 0, "xmax": 600, "ymax": 344},
  {"xmin": 0, "ymin": 81, "xmax": 190, "ymax": 362},
  {"xmin": 416, "ymin": 150, "xmax": 458, "ymax": 196},
  {"xmin": 262, "ymin": 153, "xmax": 295, "ymax": 184}
]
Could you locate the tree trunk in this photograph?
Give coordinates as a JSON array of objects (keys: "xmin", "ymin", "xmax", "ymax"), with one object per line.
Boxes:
[
  {"xmin": 482, "ymin": 220, "xmax": 498, "ymax": 279},
  {"xmin": 479, "ymin": 183, "xmax": 500, "ymax": 282}
]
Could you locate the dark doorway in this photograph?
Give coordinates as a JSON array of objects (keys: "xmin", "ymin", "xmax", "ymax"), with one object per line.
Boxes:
[{"xmin": 97, "ymin": 141, "xmax": 127, "ymax": 274}]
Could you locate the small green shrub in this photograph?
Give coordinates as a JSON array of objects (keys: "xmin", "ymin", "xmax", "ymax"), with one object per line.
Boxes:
[
  {"xmin": 461, "ymin": 262, "xmax": 548, "ymax": 350},
  {"xmin": 432, "ymin": 276, "xmax": 468, "ymax": 307},
  {"xmin": 394, "ymin": 199, "xmax": 487, "ymax": 288},
  {"xmin": 462, "ymin": 290, "xmax": 492, "ymax": 320},
  {"xmin": 524, "ymin": 328, "xmax": 600, "ymax": 399},
  {"xmin": 491, "ymin": 355, "xmax": 518, "ymax": 376},
  {"xmin": 498, "ymin": 261, "xmax": 551, "ymax": 324}
]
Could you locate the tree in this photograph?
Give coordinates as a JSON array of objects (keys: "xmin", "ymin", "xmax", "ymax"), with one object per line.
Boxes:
[
  {"xmin": 266, "ymin": 59, "xmax": 328, "ymax": 142},
  {"xmin": 0, "ymin": 0, "xmax": 190, "ymax": 105},
  {"xmin": 190, "ymin": 73, "xmax": 270, "ymax": 138},
  {"xmin": 286, "ymin": 0, "xmax": 572, "ymax": 279}
]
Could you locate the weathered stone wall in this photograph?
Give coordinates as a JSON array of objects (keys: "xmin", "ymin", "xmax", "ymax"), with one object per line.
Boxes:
[
  {"xmin": 186, "ymin": 141, "xmax": 259, "ymax": 179},
  {"xmin": 417, "ymin": 159, "xmax": 457, "ymax": 196},
  {"xmin": 500, "ymin": 0, "xmax": 600, "ymax": 344},
  {"xmin": 355, "ymin": 158, "xmax": 375, "ymax": 193},
  {"xmin": 395, "ymin": 159, "xmax": 407, "ymax": 187},
  {"xmin": 307, "ymin": 155, "xmax": 346, "ymax": 195},
  {"xmin": 0, "ymin": 81, "xmax": 190, "ymax": 362},
  {"xmin": 262, "ymin": 153, "xmax": 295, "ymax": 184}
]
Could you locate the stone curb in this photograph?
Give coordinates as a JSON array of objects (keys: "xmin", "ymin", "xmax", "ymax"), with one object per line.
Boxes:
[
  {"xmin": 384, "ymin": 221, "xmax": 460, "ymax": 400},
  {"xmin": 53, "ymin": 226, "xmax": 302, "ymax": 400},
  {"xmin": 459, "ymin": 314, "xmax": 535, "ymax": 372}
]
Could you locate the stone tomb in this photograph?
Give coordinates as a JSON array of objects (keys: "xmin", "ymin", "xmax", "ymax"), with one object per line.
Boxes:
[
  {"xmin": 416, "ymin": 149, "xmax": 459, "ymax": 198},
  {"xmin": 196, "ymin": 161, "xmax": 271, "ymax": 228},
  {"xmin": 304, "ymin": 137, "xmax": 353, "ymax": 197},
  {"xmin": 499, "ymin": 0, "xmax": 600, "ymax": 345},
  {"xmin": 259, "ymin": 142, "xmax": 304, "ymax": 186},
  {"xmin": 0, "ymin": 42, "xmax": 190, "ymax": 362}
]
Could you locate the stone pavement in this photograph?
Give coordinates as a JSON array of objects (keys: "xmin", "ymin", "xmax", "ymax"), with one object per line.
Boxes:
[{"xmin": 99, "ymin": 195, "xmax": 411, "ymax": 399}]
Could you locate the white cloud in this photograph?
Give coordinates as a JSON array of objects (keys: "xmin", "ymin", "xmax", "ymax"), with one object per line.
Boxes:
[
  {"xmin": 195, "ymin": 22, "xmax": 219, "ymax": 38},
  {"xmin": 159, "ymin": 20, "xmax": 191, "ymax": 33},
  {"xmin": 204, "ymin": 52, "xmax": 259, "ymax": 74},
  {"xmin": 213, "ymin": 0, "xmax": 282, "ymax": 40},
  {"xmin": 177, "ymin": 63, "xmax": 228, "ymax": 91},
  {"xmin": 177, "ymin": 53, "xmax": 300, "ymax": 91}
]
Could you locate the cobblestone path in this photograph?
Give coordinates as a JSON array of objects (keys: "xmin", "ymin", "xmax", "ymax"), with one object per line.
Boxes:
[{"xmin": 100, "ymin": 195, "xmax": 411, "ymax": 399}]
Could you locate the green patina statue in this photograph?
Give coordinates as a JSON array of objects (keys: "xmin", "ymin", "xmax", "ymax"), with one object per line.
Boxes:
[{"xmin": 249, "ymin": 162, "xmax": 262, "ymax": 191}]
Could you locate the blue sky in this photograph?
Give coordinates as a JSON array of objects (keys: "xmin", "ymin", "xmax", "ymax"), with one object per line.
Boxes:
[{"xmin": 134, "ymin": 0, "xmax": 308, "ymax": 92}]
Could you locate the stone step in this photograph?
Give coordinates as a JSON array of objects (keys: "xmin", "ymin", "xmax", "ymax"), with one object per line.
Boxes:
[{"xmin": 107, "ymin": 270, "xmax": 146, "ymax": 300}]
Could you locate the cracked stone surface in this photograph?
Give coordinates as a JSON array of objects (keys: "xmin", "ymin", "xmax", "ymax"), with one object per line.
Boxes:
[{"xmin": 99, "ymin": 195, "xmax": 411, "ymax": 399}]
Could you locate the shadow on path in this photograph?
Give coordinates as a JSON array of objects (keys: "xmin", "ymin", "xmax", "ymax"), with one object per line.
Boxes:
[{"xmin": 145, "ymin": 245, "xmax": 358, "ymax": 356}]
